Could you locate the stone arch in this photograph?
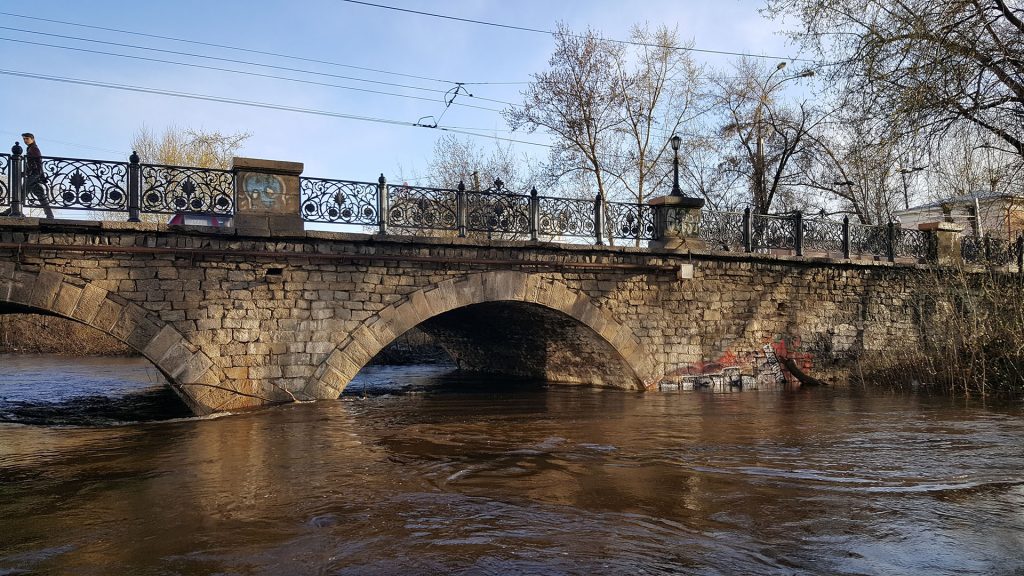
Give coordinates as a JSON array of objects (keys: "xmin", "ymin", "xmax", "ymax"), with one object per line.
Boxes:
[
  {"xmin": 0, "ymin": 267, "xmax": 227, "ymax": 415},
  {"xmin": 304, "ymin": 270, "xmax": 657, "ymax": 399}
]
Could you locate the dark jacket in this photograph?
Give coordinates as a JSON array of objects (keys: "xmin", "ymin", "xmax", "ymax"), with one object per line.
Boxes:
[{"xmin": 25, "ymin": 142, "xmax": 42, "ymax": 177}]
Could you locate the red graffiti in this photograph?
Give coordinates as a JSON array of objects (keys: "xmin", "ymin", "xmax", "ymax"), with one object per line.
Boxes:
[{"xmin": 666, "ymin": 335, "xmax": 815, "ymax": 379}]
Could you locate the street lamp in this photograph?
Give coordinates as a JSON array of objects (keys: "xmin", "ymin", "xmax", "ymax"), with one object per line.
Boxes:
[
  {"xmin": 897, "ymin": 165, "xmax": 927, "ymax": 210},
  {"xmin": 670, "ymin": 134, "xmax": 683, "ymax": 196},
  {"xmin": 753, "ymin": 63, "xmax": 815, "ymax": 213}
]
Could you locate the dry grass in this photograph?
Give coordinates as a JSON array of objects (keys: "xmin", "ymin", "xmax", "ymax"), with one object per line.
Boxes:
[
  {"xmin": 857, "ymin": 266, "xmax": 1024, "ymax": 396},
  {"xmin": 0, "ymin": 314, "xmax": 133, "ymax": 356}
]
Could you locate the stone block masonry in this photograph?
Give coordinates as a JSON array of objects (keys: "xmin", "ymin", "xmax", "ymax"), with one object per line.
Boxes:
[{"xmin": 0, "ymin": 219, "xmax": 933, "ymax": 414}]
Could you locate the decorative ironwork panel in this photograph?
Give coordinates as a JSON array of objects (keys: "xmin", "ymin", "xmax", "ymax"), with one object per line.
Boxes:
[
  {"xmin": 802, "ymin": 217, "xmax": 845, "ymax": 254},
  {"xmin": 606, "ymin": 201, "xmax": 656, "ymax": 243},
  {"xmin": 0, "ymin": 153, "xmax": 9, "ymax": 208},
  {"xmin": 300, "ymin": 177, "xmax": 378, "ymax": 224},
  {"xmin": 699, "ymin": 210, "xmax": 745, "ymax": 251},
  {"xmin": 991, "ymin": 238, "xmax": 1015, "ymax": 266},
  {"xmin": 849, "ymin": 222, "xmax": 889, "ymax": 258},
  {"xmin": 750, "ymin": 213, "xmax": 796, "ymax": 251},
  {"xmin": 30, "ymin": 156, "xmax": 129, "ymax": 212},
  {"xmin": 961, "ymin": 235, "xmax": 982, "ymax": 263},
  {"xmin": 388, "ymin": 184, "xmax": 458, "ymax": 232},
  {"xmin": 465, "ymin": 190, "xmax": 530, "ymax": 235},
  {"xmin": 537, "ymin": 195, "xmax": 595, "ymax": 239},
  {"xmin": 140, "ymin": 164, "xmax": 234, "ymax": 215},
  {"xmin": 964, "ymin": 235, "xmax": 1014, "ymax": 265},
  {"xmin": 894, "ymin": 228, "xmax": 934, "ymax": 261}
]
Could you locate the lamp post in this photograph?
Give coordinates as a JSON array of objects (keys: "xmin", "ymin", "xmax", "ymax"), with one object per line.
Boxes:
[
  {"xmin": 753, "ymin": 62, "xmax": 814, "ymax": 214},
  {"xmin": 897, "ymin": 165, "xmax": 926, "ymax": 210},
  {"xmin": 648, "ymin": 135, "xmax": 705, "ymax": 251},
  {"xmin": 670, "ymin": 134, "xmax": 683, "ymax": 196}
]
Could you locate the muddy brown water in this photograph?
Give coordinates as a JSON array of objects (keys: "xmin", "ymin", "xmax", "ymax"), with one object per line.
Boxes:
[{"xmin": 1, "ymin": 355, "xmax": 1022, "ymax": 575}]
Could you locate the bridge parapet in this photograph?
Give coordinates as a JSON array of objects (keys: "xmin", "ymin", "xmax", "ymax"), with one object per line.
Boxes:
[{"xmin": 0, "ymin": 148, "xmax": 981, "ymax": 265}]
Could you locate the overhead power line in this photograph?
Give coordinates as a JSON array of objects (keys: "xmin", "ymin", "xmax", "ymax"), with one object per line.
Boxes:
[
  {"xmin": 0, "ymin": 68, "xmax": 705, "ymax": 162},
  {"xmin": 337, "ymin": 0, "xmax": 817, "ymax": 65},
  {"xmin": 0, "ymin": 10, "xmax": 461, "ymax": 86},
  {"xmin": 0, "ymin": 36, "xmax": 505, "ymax": 113},
  {"xmin": 0, "ymin": 68, "xmax": 551, "ymax": 148},
  {"xmin": 0, "ymin": 25, "xmax": 521, "ymax": 108}
]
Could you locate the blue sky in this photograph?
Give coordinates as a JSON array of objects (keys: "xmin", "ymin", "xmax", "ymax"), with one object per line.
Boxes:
[{"xmin": 0, "ymin": 1, "xmax": 799, "ymax": 186}]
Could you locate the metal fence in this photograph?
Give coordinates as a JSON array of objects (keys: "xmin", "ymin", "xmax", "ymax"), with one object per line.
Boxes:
[
  {"xmin": 962, "ymin": 234, "xmax": 1022, "ymax": 267},
  {"xmin": 1, "ymin": 147, "xmax": 234, "ymax": 221},
  {"xmin": 5, "ymin": 148, "xmax": 999, "ymax": 266},
  {"xmin": 695, "ymin": 207, "xmax": 937, "ymax": 263}
]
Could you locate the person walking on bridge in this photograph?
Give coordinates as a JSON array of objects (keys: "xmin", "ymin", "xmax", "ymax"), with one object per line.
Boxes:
[{"xmin": 21, "ymin": 133, "xmax": 54, "ymax": 219}]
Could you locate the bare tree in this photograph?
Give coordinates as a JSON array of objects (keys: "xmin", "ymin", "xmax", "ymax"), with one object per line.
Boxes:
[
  {"xmin": 710, "ymin": 58, "xmax": 820, "ymax": 214},
  {"xmin": 131, "ymin": 125, "xmax": 250, "ymax": 169},
  {"xmin": 765, "ymin": 0, "xmax": 1024, "ymax": 166},
  {"xmin": 605, "ymin": 25, "xmax": 704, "ymax": 205},
  {"xmin": 797, "ymin": 93, "xmax": 927, "ymax": 224},
  {"xmin": 426, "ymin": 135, "xmax": 532, "ymax": 192},
  {"xmin": 506, "ymin": 24, "xmax": 624, "ymax": 205},
  {"xmin": 506, "ymin": 24, "xmax": 703, "ymax": 206}
]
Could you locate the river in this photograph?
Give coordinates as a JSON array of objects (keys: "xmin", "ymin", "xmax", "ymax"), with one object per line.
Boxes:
[{"xmin": 1, "ymin": 354, "xmax": 1022, "ymax": 575}]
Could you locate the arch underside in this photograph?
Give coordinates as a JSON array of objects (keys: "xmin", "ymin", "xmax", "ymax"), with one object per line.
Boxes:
[
  {"xmin": 0, "ymin": 268, "xmax": 232, "ymax": 415},
  {"xmin": 308, "ymin": 271, "xmax": 656, "ymax": 399},
  {"xmin": 416, "ymin": 301, "xmax": 641, "ymax": 388}
]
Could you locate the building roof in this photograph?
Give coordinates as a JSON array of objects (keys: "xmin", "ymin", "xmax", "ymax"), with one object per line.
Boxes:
[{"xmin": 897, "ymin": 191, "xmax": 1022, "ymax": 215}]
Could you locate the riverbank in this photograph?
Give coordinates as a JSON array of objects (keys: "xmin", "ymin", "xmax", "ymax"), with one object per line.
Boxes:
[{"xmin": 0, "ymin": 315, "xmax": 132, "ymax": 356}]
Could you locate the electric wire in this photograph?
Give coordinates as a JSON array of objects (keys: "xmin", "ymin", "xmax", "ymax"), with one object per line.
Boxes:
[
  {"xmin": 0, "ymin": 10, "xmax": 462, "ymax": 86},
  {"xmin": 0, "ymin": 68, "xmax": 551, "ymax": 148},
  {"xmin": 1, "ymin": 67, "xmax": 706, "ymax": 165},
  {"xmin": 336, "ymin": 0, "xmax": 818, "ymax": 65},
  {"xmin": 0, "ymin": 131, "xmax": 124, "ymax": 155},
  {"xmin": 0, "ymin": 36, "xmax": 506, "ymax": 113},
  {"xmin": 0, "ymin": 25, "xmax": 521, "ymax": 108}
]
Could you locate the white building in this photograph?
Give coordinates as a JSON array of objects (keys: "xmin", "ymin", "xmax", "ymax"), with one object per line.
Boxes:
[{"xmin": 896, "ymin": 192, "xmax": 1024, "ymax": 241}]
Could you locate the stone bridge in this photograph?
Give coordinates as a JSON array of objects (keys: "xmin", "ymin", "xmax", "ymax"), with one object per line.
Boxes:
[{"xmin": 0, "ymin": 218, "xmax": 930, "ymax": 415}]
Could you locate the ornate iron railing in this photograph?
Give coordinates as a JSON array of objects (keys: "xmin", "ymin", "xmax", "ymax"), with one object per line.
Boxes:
[
  {"xmin": 606, "ymin": 201, "xmax": 656, "ymax": 243},
  {"xmin": 300, "ymin": 177, "xmax": 379, "ymax": 225},
  {"xmin": 699, "ymin": 210, "xmax": 745, "ymax": 251},
  {"xmin": 802, "ymin": 217, "xmax": 845, "ymax": 254},
  {"xmin": 0, "ymin": 153, "xmax": 9, "ymax": 209},
  {"xmin": 751, "ymin": 213, "xmax": 796, "ymax": 252},
  {"xmin": 849, "ymin": 222, "xmax": 889, "ymax": 258},
  {"xmin": 537, "ymin": 195, "xmax": 596, "ymax": 240},
  {"xmin": 894, "ymin": 227, "xmax": 934, "ymax": 261},
  {"xmin": 32, "ymin": 156, "xmax": 130, "ymax": 212},
  {"xmin": 387, "ymin": 183, "xmax": 459, "ymax": 233},
  {"xmin": 963, "ymin": 235, "xmax": 1015, "ymax": 266},
  {"xmin": 465, "ymin": 189, "xmax": 531, "ymax": 236},
  {"xmin": 0, "ymin": 149, "xmax": 970, "ymax": 268},
  {"xmin": 961, "ymin": 235, "xmax": 982, "ymax": 263},
  {"xmin": 140, "ymin": 164, "xmax": 234, "ymax": 215}
]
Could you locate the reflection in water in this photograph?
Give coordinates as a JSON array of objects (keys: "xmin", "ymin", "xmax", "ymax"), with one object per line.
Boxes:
[{"xmin": 0, "ymin": 358, "xmax": 1022, "ymax": 574}]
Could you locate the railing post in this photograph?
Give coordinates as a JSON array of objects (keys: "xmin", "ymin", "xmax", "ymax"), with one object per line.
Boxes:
[
  {"xmin": 529, "ymin": 186, "xmax": 539, "ymax": 241},
  {"xmin": 456, "ymin": 180, "xmax": 467, "ymax": 238},
  {"xmin": 127, "ymin": 150, "xmax": 141, "ymax": 222},
  {"xmin": 742, "ymin": 207, "xmax": 752, "ymax": 253},
  {"xmin": 794, "ymin": 210, "xmax": 803, "ymax": 256},
  {"xmin": 887, "ymin": 221, "xmax": 896, "ymax": 262},
  {"xmin": 377, "ymin": 173, "xmax": 388, "ymax": 235},
  {"xmin": 593, "ymin": 192, "xmax": 604, "ymax": 246},
  {"xmin": 983, "ymin": 234, "xmax": 992, "ymax": 261},
  {"xmin": 842, "ymin": 215, "xmax": 851, "ymax": 259},
  {"xmin": 9, "ymin": 141, "xmax": 23, "ymax": 217}
]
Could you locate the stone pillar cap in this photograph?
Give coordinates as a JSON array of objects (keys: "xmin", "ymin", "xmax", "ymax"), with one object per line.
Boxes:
[
  {"xmin": 648, "ymin": 194, "xmax": 705, "ymax": 209},
  {"xmin": 231, "ymin": 157, "xmax": 303, "ymax": 176}
]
